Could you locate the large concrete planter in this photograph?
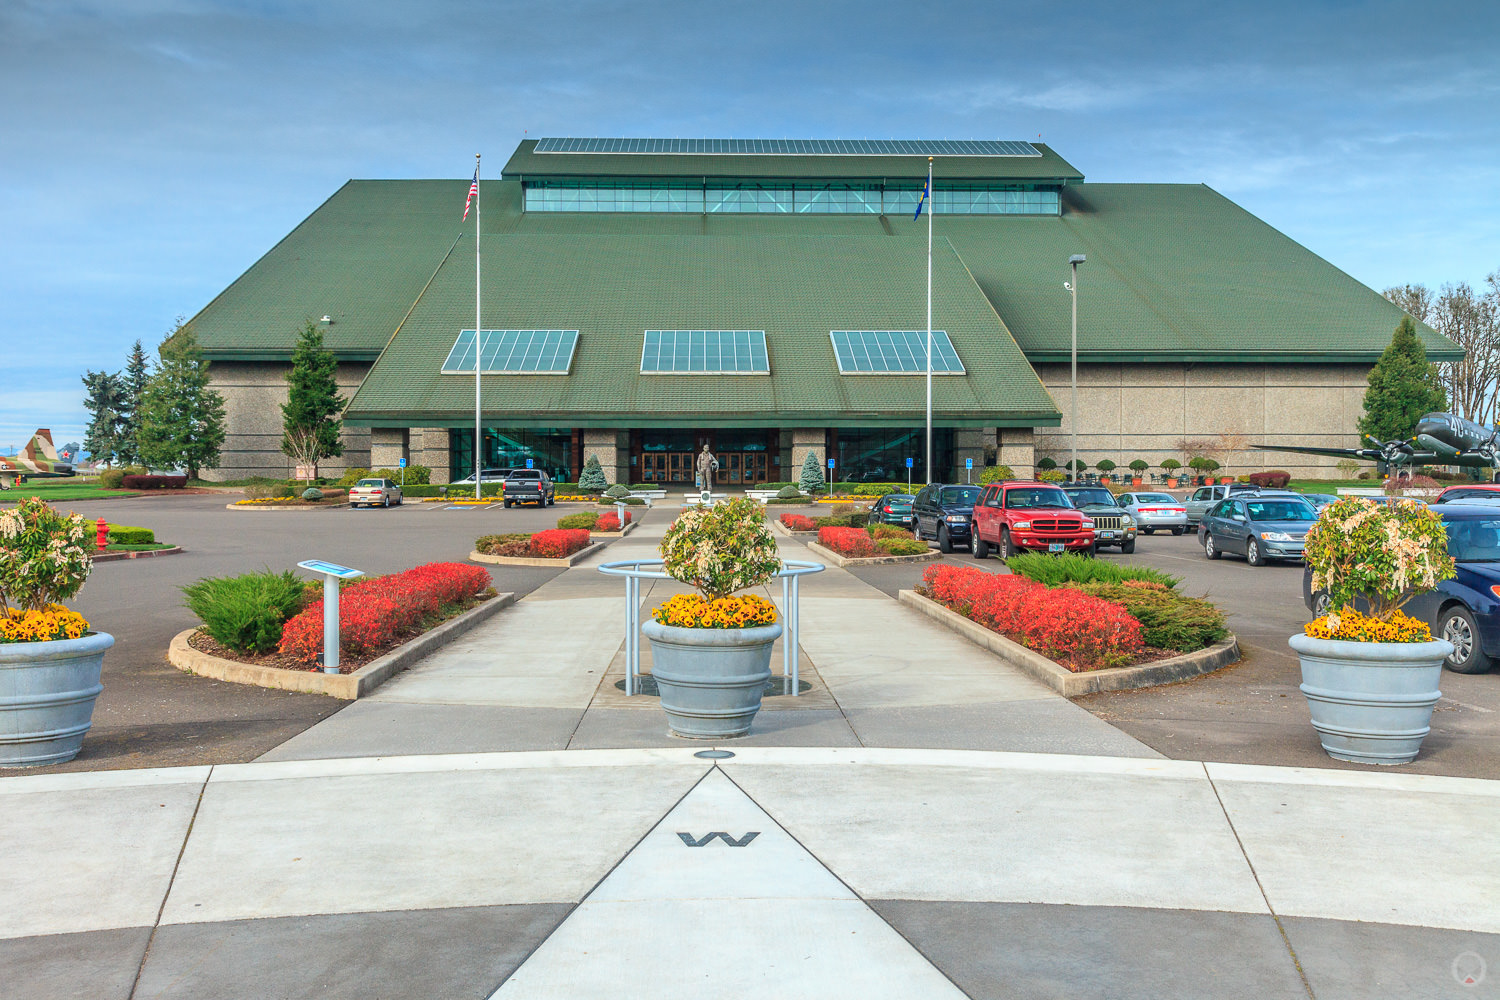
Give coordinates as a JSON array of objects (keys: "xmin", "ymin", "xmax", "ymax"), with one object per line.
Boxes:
[
  {"xmin": 1289, "ymin": 633, "xmax": 1452, "ymax": 765},
  {"xmin": 640, "ymin": 620, "xmax": 782, "ymax": 739},
  {"xmin": 0, "ymin": 631, "xmax": 113, "ymax": 767}
]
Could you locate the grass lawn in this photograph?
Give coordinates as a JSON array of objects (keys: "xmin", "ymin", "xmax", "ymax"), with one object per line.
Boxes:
[
  {"xmin": 104, "ymin": 542, "xmax": 174, "ymax": 552},
  {"xmin": 1, "ymin": 483, "xmax": 141, "ymax": 501}
]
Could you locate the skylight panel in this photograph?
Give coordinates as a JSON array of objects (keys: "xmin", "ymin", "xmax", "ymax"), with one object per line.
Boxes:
[
  {"xmin": 830, "ymin": 331, "xmax": 965, "ymax": 374},
  {"xmin": 441, "ymin": 330, "xmax": 579, "ymax": 374},
  {"xmin": 641, "ymin": 331, "xmax": 770, "ymax": 374}
]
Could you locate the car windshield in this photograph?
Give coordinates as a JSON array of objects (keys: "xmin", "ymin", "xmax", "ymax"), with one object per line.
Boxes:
[
  {"xmin": 356, "ymin": 479, "xmax": 382, "ymax": 487},
  {"xmin": 1064, "ymin": 489, "xmax": 1114, "ymax": 506},
  {"xmin": 1244, "ymin": 501, "xmax": 1315, "ymax": 521},
  {"xmin": 1007, "ymin": 488, "xmax": 1072, "ymax": 509},
  {"xmin": 939, "ymin": 487, "xmax": 981, "ymax": 506},
  {"xmin": 509, "ymin": 471, "xmax": 541, "ymax": 480},
  {"xmin": 1136, "ymin": 493, "xmax": 1176, "ymax": 503},
  {"xmin": 1446, "ymin": 518, "xmax": 1500, "ymax": 561}
]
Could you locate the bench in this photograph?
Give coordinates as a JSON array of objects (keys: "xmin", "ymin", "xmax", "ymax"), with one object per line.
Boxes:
[
  {"xmin": 744, "ymin": 489, "xmax": 784, "ymax": 502},
  {"xmin": 682, "ymin": 493, "xmax": 730, "ymax": 507}
]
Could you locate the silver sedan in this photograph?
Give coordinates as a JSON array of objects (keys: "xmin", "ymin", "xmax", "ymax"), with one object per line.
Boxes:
[{"xmin": 1115, "ymin": 491, "xmax": 1188, "ymax": 535}]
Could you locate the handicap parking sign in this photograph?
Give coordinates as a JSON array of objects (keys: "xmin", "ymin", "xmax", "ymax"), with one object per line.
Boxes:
[
  {"xmin": 906, "ymin": 458, "xmax": 914, "ymax": 469},
  {"xmin": 398, "ymin": 458, "xmax": 407, "ymax": 468},
  {"xmin": 526, "ymin": 458, "xmax": 534, "ymax": 469},
  {"xmin": 966, "ymin": 458, "xmax": 973, "ymax": 469}
]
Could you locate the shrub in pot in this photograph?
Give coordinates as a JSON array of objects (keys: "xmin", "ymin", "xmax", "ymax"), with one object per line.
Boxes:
[
  {"xmin": 0, "ymin": 497, "xmax": 111, "ymax": 766},
  {"xmin": 647, "ymin": 497, "xmax": 783, "ymax": 738},
  {"xmin": 1128, "ymin": 459, "xmax": 1148, "ymax": 485},
  {"xmin": 1293, "ymin": 497, "xmax": 1455, "ymax": 764}
]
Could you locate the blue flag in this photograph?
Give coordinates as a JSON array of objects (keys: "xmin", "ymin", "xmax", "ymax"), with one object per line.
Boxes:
[{"xmin": 913, "ymin": 176, "xmax": 929, "ymax": 220}]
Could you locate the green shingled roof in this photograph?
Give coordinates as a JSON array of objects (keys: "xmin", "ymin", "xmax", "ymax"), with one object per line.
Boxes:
[{"xmin": 501, "ymin": 138, "xmax": 1084, "ymax": 183}]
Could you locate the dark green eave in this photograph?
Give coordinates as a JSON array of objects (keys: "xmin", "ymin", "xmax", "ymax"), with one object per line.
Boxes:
[
  {"xmin": 501, "ymin": 138, "xmax": 1084, "ymax": 183},
  {"xmin": 344, "ymin": 412, "xmax": 1059, "ymax": 430}
]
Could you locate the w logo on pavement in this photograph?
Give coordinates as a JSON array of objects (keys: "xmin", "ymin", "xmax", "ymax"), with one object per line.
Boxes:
[{"xmin": 677, "ymin": 831, "xmax": 760, "ymax": 847}]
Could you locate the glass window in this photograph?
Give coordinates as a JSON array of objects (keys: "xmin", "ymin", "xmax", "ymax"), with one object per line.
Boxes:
[
  {"xmin": 833, "ymin": 427, "xmax": 953, "ymax": 483},
  {"xmin": 1244, "ymin": 501, "xmax": 1315, "ymax": 521},
  {"xmin": 1005, "ymin": 488, "xmax": 1072, "ymax": 509},
  {"xmin": 1136, "ymin": 493, "xmax": 1178, "ymax": 503},
  {"xmin": 524, "ymin": 178, "xmax": 1060, "ymax": 215},
  {"xmin": 939, "ymin": 486, "xmax": 981, "ymax": 506},
  {"xmin": 1446, "ymin": 519, "xmax": 1500, "ymax": 561}
]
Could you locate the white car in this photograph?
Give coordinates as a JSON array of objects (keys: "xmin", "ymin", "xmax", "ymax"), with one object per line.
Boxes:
[
  {"xmin": 348, "ymin": 478, "xmax": 403, "ymax": 508},
  {"xmin": 451, "ymin": 466, "xmax": 515, "ymax": 486},
  {"xmin": 1116, "ymin": 491, "xmax": 1188, "ymax": 534}
]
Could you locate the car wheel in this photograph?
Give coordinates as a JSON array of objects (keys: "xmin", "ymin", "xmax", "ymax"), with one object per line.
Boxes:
[
  {"xmin": 383, "ymin": 495, "xmax": 390, "ymax": 508},
  {"xmin": 1171, "ymin": 527, "xmax": 1184, "ymax": 536},
  {"xmin": 938, "ymin": 525, "xmax": 953, "ymax": 554},
  {"xmin": 1142, "ymin": 527, "xmax": 1154, "ymax": 536},
  {"xmin": 1204, "ymin": 533, "xmax": 1221, "ymax": 560},
  {"xmin": 912, "ymin": 520, "xmax": 925, "ymax": 542},
  {"xmin": 1312, "ymin": 590, "xmax": 1333, "ymax": 618},
  {"xmin": 1120, "ymin": 539, "xmax": 1136, "ymax": 554},
  {"xmin": 999, "ymin": 529, "xmax": 1015, "ymax": 560},
  {"xmin": 1246, "ymin": 538, "xmax": 1264, "ymax": 567},
  {"xmin": 1440, "ymin": 605, "xmax": 1492, "ymax": 673},
  {"xmin": 1085, "ymin": 544, "xmax": 1098, "ymax": 558},
  {"xmin": 503, "ymin": 500, "xmax": 513, "ymax": 509},
  {"xmin": 973, "ymin": 535, "xmax": 990, "ymax": 559}
]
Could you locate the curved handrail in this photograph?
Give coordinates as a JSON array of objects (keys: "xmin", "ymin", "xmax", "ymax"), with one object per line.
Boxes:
[{"xmin": 597, "ymin": 558, "xmax": 825, "ymax": 579}]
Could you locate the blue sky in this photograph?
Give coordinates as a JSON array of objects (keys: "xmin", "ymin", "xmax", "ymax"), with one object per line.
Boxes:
[{"xmin": 2, "ymin": 0, "xmax": 1496, "ymax": 451}]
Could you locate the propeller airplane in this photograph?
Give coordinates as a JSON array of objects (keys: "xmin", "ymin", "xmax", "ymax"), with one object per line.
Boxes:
[
  {"xmin": 1252, "ymin": 412, "xmax": 1500, "ymax": 478},
  {"xmin": 0, "ymin": 429, "xmax": 74, "ymax": 490}
]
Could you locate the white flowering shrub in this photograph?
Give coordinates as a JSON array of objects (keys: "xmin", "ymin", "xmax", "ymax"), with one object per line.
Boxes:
[
  {"xmin": 1304, "ymin": 496, "xmax": 1454, "ymax": 621},
  {"xmin": 660, "ymin": 497, "xmax": 781, "ymax": 601},
  {"xmin": 0, "ymin": 497, "xmax": 94, "ymax": 612}
]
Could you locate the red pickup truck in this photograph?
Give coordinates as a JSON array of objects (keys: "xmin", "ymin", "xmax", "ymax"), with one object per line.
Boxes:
[{"xmin": 970, "ymin": 481, "xmax": 1096, "ymax": 559}]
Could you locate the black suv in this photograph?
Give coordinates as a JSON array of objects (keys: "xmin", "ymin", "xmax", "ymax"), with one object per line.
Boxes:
[
  {"xmin": 912, "ymin": 482, "xmax": 982, "ymax": 553},
  {"xmin": 503, "ymin": 469, "xmax": 555, "ymax": 508}
]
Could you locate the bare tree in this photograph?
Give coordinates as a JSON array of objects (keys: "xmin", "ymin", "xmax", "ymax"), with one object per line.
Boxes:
[
  {"xmin": 1385, "ymin": 278, "xmax": 1500, "ymax": 426},
  {"xmin": 1383, "ymin": 284, "xmax": 1434, "ymax": 325}
]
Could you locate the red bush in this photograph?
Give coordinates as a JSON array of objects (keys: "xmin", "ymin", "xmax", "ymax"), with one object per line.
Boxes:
[
  {"xmin": 1247, "ymin": 470, "xmax": 1291, "ymax": 488},
  {"xmin": 280, "ymin": 561, "xmax": 491, "ymax": 664},
  {"xmin": 122, "ymin": 474, "xmax": 187, "ymax": 489},
  {"xmin": 920, "ymin": 564, "xmax": 1143, "ymax": 671},
  {"xmin": 781, "ymin": 514, "xmax": 816, "ymax": 531},
  {"xmin": 596, "ymin": 511, "xmax": 632, "ymax": 532},
  {"xmin": 529, "ymin": 528, "xmax": 591, "ymax": 558},
  {"xmin": 818, "ymin": 526, "xmax": 878, "ymax": 558}
]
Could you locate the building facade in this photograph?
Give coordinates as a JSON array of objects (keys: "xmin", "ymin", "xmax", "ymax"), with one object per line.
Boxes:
[{"xmin": 189, "ymin": 137, "xmax": 1457, "ymax": 484}]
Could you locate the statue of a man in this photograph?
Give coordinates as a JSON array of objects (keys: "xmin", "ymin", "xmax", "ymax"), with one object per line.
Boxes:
[{"xmin": 695, "ymin": 444, "xmax": 719, "ymax": 489}]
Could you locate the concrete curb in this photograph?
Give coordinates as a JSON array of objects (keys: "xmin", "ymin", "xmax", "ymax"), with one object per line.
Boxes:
[
  {"xmin": 897, "ymin": 589, "xmax": 1240, "ymax": 697},
  {"xmin": 167, "ymin": 592, "xmax": 516, "ymax": 699},
  {"xmin": 807, "ymin": 540, "xmax": 943, "ymax": 568},
  {"xmin": 588, "ymin": 521, "xmax": 637, "ymax": 540},
  {"xmin": 92, "ymin": 546, "xmax": 183, "ymax": 563},
  {"xmin": 469, "ymin": 541, "xmax": 606, "ymax": 568},
  {"xmin": 225, "ymin": 502, "xmax": 349, "ymax": 511}
]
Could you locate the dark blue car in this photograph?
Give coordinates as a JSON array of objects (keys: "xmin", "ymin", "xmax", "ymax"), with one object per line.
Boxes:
[
  {"xmin": 1305, "ymin": 503, "xmax": 1500, "ymax": 673},
  {"xmin": 912, "ymin": 483, "xmax": 981, "ymax": 553}
]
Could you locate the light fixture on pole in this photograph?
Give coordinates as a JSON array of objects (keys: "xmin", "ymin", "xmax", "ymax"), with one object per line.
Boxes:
[{"xmin": 1065, "ymin": 254, "xmax": 1086, "ymax": 483}]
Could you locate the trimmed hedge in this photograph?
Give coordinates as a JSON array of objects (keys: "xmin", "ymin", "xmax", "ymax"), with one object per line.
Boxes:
[
  {"xmin": 1005, "ymin": 552, "xmax": 1179, "ymax": 589},
  {"xmin": 1064, "ymin": 581, "xmax": 1228, "ymax": 652},
  {"xmin": 122, "ymin": 474, "xmax": 187, "ymax": 489},
  {"xmin": 818, "ymin": 526, "xmax": 878, "ymax": 558},
  {"xmin": 877, "ymin": 537, "xmax": 928, "ymax": 556},
  {"xmin": 98, "ymin": 469, "xmax": 126, "ymax": 489},
  {"xmin": 596, "ymin": 511, "xmax": 631, "ymax": 531},
  {"xmin": 108, "ymin": 525, "xmax": 155, "ymax": 545},
  {"xmin": 1246, "ymin": 470, "xmax": 1292, "ymax": 488},
  {"xmin": 866, "ymin": 523, "xmax": 910, "ymax": 540},
  {"xmin": 780, "ymin": 514, "xmax": 816, "ymax": 531},
  {"xmin": 529, "ymin": 528, "xmax": 591, "ymax": 558},
  {"xmin": 557, "ymin": 511, "xmax": 601, "ymax": 530},
  {"xmin": 599, "ymin": 496, "xmax": 646, "ymax": 506}
]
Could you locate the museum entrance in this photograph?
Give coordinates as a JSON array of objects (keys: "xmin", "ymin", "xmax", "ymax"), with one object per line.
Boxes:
[{"xmin": 632, "ymin": 429, "xmax": 777, "ymax": 486}]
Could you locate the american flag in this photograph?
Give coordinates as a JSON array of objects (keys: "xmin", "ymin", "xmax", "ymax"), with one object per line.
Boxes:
[{"xmin": 462, "ymin": 168, "xmax": 478, "ymax": 220}]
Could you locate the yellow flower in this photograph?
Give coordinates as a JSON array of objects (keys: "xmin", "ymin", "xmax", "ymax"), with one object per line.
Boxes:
[
  {"xmin": 0, "ymin": 604, "xmax": 90, "ymax": 643},
  {"xmin": 652, "ymin": 593, "xmax": 777, "ymax": 629},
  {"xmin": 1304, "ymin": 607, "xmax": 1430, "ymax": 643}
]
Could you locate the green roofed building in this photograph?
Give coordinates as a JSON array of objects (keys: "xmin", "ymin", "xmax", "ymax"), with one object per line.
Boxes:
[{"xmin": 187, "ymin": 137, "xmax": 1459, "ymax": 485}]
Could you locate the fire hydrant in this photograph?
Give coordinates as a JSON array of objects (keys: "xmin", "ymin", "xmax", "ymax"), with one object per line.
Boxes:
[{"xmin": 96, "ymin": 517, "xmax": 108, "ymax": 552}]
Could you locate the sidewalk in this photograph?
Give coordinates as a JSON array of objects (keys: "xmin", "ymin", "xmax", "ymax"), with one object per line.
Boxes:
[{"xmin": 5, "ymin": 504, "xmax": 1499, "ymax": 998}]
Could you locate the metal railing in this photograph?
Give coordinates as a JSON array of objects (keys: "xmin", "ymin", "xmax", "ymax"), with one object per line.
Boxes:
[{"xmin": 596, "ymin": 558, "xmax": 826, "ymax": 696}]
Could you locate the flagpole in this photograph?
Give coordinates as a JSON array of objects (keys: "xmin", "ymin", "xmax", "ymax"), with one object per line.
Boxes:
[
  {"xmin": 925, "ymin": 156, "xmax": 933, "ymax": 485},
  {"xmin": 474, "ymin": 153, "xmax": 482, "ymax": 500}
]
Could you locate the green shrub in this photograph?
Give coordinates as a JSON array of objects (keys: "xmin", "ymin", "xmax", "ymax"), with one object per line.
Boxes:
[
  {"xmin": 181, "ymin": 570, "xmax": 308, "ymax": 654},
  {"xmin": 878, "ymin": 537, "xmax": 928, "ymax": 556},
  {"xmin": 1036, "ymin": 457, "xmax": 1058, "ymax": 471},
  {"xmin": 1036, "ymin": 469, "xmax": 1066, "ymax": 483},
  {"xmin": 301, "ymin": 487, "xmax": 324, "ymax": 500},
  {"xmin": 243, "ymin": 483, "xmax": 289, "ymax": 500},
  {"xmin": 798, "ymin": 452, "xmax": 825, "ymax": 494},
  {"xmin": 476, "ymin": 533, "xmax": 531, "ymax": 554},
  {"xmin": 1004, "ymin": 552, "xmax": 1179, "ymax": 589},
  {"xmin": 1066, "ymin": 582, "xmax": 1228, "ymax": 652},
  {"xmin": 370, "ymin": 465, "xmax": 431, "ymax": 485},
  {"xmin": 107, "ymin": 525, "xmax": 155, "ymax": 545},
  {"xmin": 1096, "ymin": 459, "xmax": 1117, "ymax": 473},
  {"xmin": 867, "ymin": 523, "xmax": 909, "ymax": 540},
  {"xmin": 600, "ymin": 496, "xmax": 646, "ymax": 506},
  {"xmin": 337, "ymin": 468, "xmax": 371, "ymax": 486},
  {"xmin": 578, "ymin": 455, "xmax": 608, "ymax": 492},
  {"xmin": 978, "ymin": 465, "xmax": 1014, "ymax": 484},
  {"xmin": 98, "ymin": 469, "xmax": 126, "ymax": 489},
  {"xmin": 604, "ymin": 483, "xmax": 632, "ymax": 499},
  {"xmin": 776, "ymin": 485, "xmax": 802, "ymax": 499},
  {"xmin": 557, "ymin": 511, "xmax": 600, "ymax": 530},
  {"xmin": 1129, "ymin": 460, "xmax": 1149, "ymax": 474}
]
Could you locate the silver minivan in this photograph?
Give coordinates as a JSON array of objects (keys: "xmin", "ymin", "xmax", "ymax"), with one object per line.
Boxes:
[{"xmin": 1183, "ymin": 483, "xmax": 1260, "ymax": 524}]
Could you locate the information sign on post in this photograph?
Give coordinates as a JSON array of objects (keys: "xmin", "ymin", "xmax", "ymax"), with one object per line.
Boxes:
[
  {"xmin": 906, "ymin": 456, "xmax": 914, "ymax": 488},
  {"xmin": 966, "ymin": 457, "xmax": 974, "ymax": 484},
  {"xmin": 398, "ymin": 457, "xmax": 407, "ymax": 487},
  {"xmin": 826, "ymin": 457, "xmax": 835, "ymax": 495},
  {"xmin": 296, "ymin": 560, "xmax": 364, "ymax": 674},
  {"xmin": 526, "ymin": 458, "xmax": 534, "ymax": 469}
]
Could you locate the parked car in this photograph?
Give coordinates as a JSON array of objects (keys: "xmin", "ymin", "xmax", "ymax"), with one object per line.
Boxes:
[
  {"xmin": 348, "ymin": 477, "xmax": 403, "ymax": 508},
  {"xmin": 1305, "ymin": 503, "xmax": 1500, "ymax": 673},
  {"xmin": 1183, "ymin": 482, "xmax": 1260, "ymax": 524},
  {"xmin": 912, "ymin": 483, "xmax": 981, "ymax": 552},
  {"xmin": 503, "ymin": 469, "xmax": 555, "ymax": 507},
  {"xmin": 452, "ymin": 466, "xmax": 516, "ymax": 486},
  {"xmin": 1061, "ymin": 485, "xmax": 1137, "ymax": 552},
  {"xmin": 1114, "ymin": 491, "xmax": 1187, "ymax": 535},
  {"xmin": 870, "ymin": 492, "xmax": 916, "ymax": 527},
  {"xmin": 1434, "ymin": 484, "xmax": 1500, "ymax": 504},
  {"xmin": 1197, "ymin": 495, "xmax": 1317, "ymax": 565},
  {"xmin": 1299, "ymin": 493, "xmax": 1340, "ymax": 512},
  {"xmin": 970, "ymin": 480, "xmax": 1095, "ymax": 559}
]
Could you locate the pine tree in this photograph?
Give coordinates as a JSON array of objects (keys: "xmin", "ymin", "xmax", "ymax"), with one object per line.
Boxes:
[
  {"xmin": 798, "ymin": 451, "xmax": 825, "ymax": 494},
  {"xmin": 280, "ymin": 321, "xmax": 346, "ymax": 478},
  {"xmin": 116, "ymin": 338, "xmax": 151, "ymax": 465},
  {"xmin": 136, "ymin": 323, "xmax": 226, "ymax": 480},
  {"xmin": 1358, "ymin": 316, "xmax": 1448, "ymax": 443},
  {"xmin": 81, "ymin": 369, "xmax": 126, "ymax": 466},
  {"xmin": 578, "ymin": 454, "xmax": 608, "ymax": 492}
]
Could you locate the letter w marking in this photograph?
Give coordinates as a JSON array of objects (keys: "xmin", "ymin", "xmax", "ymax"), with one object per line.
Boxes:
[{"xmin": 676, "ymin": 831, "xmax": 760, "ymax": 847}]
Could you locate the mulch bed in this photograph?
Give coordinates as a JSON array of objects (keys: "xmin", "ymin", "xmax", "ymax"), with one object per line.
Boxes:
[{"xmin": 186, "ymin": 595, "xmax": 490, "ymax": 675}]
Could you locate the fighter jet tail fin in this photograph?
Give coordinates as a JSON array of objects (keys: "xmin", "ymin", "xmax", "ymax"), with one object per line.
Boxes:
[{"xmin": 23, "ymin": 429, "xmax": 59, "ymax": 462}]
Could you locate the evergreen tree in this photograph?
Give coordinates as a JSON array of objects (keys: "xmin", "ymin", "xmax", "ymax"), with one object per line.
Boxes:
[
  {"xmin": 578, "ymin": 454, "xmax": 609, "ymax": 492},
  {"xmin": 136, "ymin": 323, "xmax": 226, "ymax": 480},
  {"xmin": 280, "ymin": 321, "xmax": 346, "ymax": 478},
  {"xmin": 1358, "ymin": 316, "xmax": 1448, "ymax": 443},
  {"xmin": 81, "ymin": 369, "xmax": 126, "ymax": 466},
  {"xmin": 798, "ymin": 451, "xmax": 825, "ymax": 494},
  {"xmin": 116, "ymin": 338, "xmax": 151, "ymax": 465}
]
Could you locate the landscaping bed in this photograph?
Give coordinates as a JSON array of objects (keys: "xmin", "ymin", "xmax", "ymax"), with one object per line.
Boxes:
[
  {"xmin": 471, "ymin": 528, "xmax": 603, "ymax": 566},
  {"xmin": 555, "ymin": 508, "xmax": 635, "ymax": 537}
]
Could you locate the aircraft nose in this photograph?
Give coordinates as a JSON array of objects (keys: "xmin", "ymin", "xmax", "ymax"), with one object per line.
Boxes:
[{"xmin": 1416, "ymin": 416, "xmax": 1444, "ymax": 437}]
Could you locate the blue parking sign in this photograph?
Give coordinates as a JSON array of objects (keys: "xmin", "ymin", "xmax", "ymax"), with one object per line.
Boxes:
[
  {"xmin": 966, "ymin": 458, "xmax": 973, "ymax": 469},
  {"xmin": 906, "ymin": 457, "xmax": 914, "ymax": 469},
  {"xmin": 398, "ymin": 458, "xmax": 407, "ymax": 468},
  {"xmin": 827, "ymin": 458, "xmax": 835, "ymax": 469},
  {"xmin": 526, "ymin": 458, "xmax": 534, "ymax": 469}
]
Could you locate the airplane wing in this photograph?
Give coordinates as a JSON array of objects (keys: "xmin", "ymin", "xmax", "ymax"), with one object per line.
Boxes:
[{"xmin": 1250, "ymin": 444, "xmax": 1441, "ymax": 464}]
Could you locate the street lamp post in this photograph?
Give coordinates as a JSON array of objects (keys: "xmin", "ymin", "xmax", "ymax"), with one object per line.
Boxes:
[{"xmin": 1065, "ymin": 254, "xmax": 1086, "ymax": 482}]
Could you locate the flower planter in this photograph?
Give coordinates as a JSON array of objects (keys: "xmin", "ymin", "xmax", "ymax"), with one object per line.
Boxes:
[
  {"xmin": 0, "ymin": 632, "xmax": 113, "ymax": 767},
  {"xmin": 1288, "ymin": 633, "xmax": 1451, "ymax": 764},
  {"xmin": 641, "ymin": 619, "xmax": 782, "ymax": 738}
]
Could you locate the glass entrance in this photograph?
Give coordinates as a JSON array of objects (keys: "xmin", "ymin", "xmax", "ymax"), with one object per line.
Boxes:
[{"xmin": 636, "ymin": 429, "xmax": 775, "ymax": 486}]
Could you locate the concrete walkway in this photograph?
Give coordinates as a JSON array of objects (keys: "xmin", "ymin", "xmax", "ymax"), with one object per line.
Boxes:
[{"xmin": 5, "ymin": 504, "xmax": 1499, "ymax": 998}]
